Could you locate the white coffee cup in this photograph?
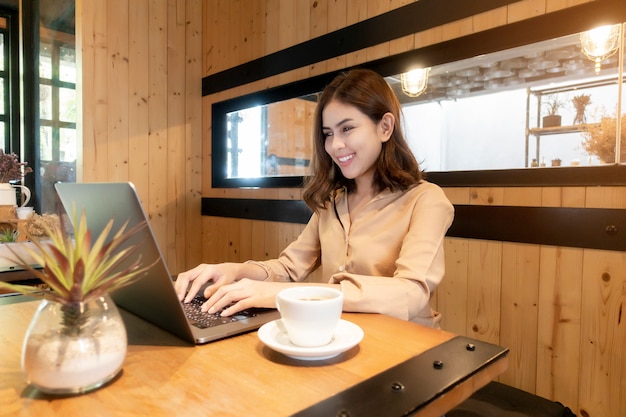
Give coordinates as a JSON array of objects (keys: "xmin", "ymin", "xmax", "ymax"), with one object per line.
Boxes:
[{"xmin": 275, "ymin": 286, "xmax": 343, "ymax": 347}]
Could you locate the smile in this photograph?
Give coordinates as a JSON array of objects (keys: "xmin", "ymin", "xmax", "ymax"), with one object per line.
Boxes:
[{"xmin": 337, "ymin": 154, "xmax": 354, "ymax": 163}]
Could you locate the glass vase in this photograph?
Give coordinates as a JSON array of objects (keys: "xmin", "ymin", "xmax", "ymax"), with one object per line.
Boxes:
[{"xmin": 21, "ymin": 295, "xmax": 127, "ymax": 394}]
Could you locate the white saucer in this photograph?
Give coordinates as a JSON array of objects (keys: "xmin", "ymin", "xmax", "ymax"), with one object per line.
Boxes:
[{"xmin": 258, "ymin": 319, "xmax": 364, "ymax": 360}]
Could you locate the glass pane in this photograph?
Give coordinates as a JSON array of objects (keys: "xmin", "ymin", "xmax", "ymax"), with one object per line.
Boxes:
[
  {"xmin": 392, "ymin": 26, "xmax": 624, "ymax": 171},
  {"xmin": 39, "ymin": 84, "xmax": 52, "ymax": 120},
  {"xmin": 39, "ymin": 126, "xmax": 53, "ymax": 161},
  {"xmin": 0, "ymin": 78, "xmax": 4, "ymax": 116},
  {"xmin": 59, "ymin": 127, "xmax": 77, "ymax": 162},
  {"xmin": 226, "ymin": 98, "xmax": 314, "ymax": 179},
  {"xmin": 59, "ymin": 87, "xmax": 76, "ymax": 123},
  {"xmin": 0, "ymin": 33, "xmax": 4, "ymax": 72},
  {"xmin": 39, "ymin": 42, "xmax": 52, "ymax": 79},
  {"xmin": 60, "ymin": 46, "xmax": 76, "ymax": 83}
]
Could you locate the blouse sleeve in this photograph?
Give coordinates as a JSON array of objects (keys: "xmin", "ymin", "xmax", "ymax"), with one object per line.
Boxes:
[{"xmin": 329, "ymin": 185, "xmax": 454, "ymax": 326}]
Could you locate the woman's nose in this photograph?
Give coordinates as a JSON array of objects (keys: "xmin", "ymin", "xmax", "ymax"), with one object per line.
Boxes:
[{"xmin": 329, "ymin": 135, "xmax": 345, "ymax": 150}]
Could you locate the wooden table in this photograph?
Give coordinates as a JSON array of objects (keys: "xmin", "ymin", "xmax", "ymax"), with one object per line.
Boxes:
[{"xmin": 0, "ymin": 297, "xmax": 508, "ymax": 417}]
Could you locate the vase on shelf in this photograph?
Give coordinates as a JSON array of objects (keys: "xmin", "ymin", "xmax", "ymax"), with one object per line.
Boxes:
[
  {"xmin": 21, "ymin": 294, "xmax": 127, "ymax": 394},
  {"xmin": 0, "ymin": 182, "xmax": 31, "ymax": 207}
]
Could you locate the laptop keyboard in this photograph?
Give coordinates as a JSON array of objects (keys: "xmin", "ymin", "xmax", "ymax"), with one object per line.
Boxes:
[{"xmin": 182, "ymin": 295, "xmax": 270, "ymax": 329}]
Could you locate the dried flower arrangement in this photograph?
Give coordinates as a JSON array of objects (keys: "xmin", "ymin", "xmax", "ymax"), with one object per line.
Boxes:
[
  {"xmin": 572, "ymin": 94, "xmax": 591, "ymax": 125},
  {"xmin": 582, "ymin": 113, "xmax": 626, "ymax": 163},
  {"xmin": 0, "ymin": 150, "xmax": 33, "ymax": 183},
  {"xmin": 24, "ymin": 213, "xmax": 61, "ymax": 238}
]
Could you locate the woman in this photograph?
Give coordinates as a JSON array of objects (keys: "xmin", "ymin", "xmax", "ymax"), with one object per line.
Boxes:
[{"xmin": 175, "ymin": 69, "xmax": 454, "ymax": 327}]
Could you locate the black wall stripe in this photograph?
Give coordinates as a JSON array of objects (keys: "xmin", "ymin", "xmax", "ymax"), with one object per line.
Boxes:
[
  {"xmin": 202, "ymin": 198, "xmax": 312, "ymax": 225},
  {"xmin": 202, "ymin": 198, "xmax": 626, "ymax": 252},
  {"xmin": 448, "ymin": 205, "xmax": 626, "ymax": 251},
  {"xmin": 202, "ymin": 0, "xmax": 522, "ymax": 95}
]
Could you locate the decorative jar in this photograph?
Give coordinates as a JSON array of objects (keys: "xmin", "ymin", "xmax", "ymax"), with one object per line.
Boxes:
[{"xmin": 21, "ymin": 294, "xmax": 127, "ymax": 394}]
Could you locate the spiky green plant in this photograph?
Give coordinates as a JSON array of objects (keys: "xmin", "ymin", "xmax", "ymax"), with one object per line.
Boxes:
[
  {"xmin": 0, "ymin": 208, "xmax": 157, "ymax": 308},
  {"xmin": 0, "ymin": 227, "xmax": 18, "ymax": 243}
]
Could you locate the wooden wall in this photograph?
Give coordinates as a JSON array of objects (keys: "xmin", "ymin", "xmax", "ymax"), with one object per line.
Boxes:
[
  {"xmin": 76, "ymin": 0, "xmax": 204, "ymax": 274},
  {"xmin": 76, "ymin": 1, "xmax": 624, "ymax": 416}
]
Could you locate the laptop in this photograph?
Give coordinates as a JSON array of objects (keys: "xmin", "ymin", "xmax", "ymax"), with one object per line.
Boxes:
[{"xmin": 54, "ymin": 182, "xmax": 279, "ymax": 344}]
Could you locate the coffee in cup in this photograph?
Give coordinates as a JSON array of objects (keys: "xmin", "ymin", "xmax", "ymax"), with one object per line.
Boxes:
[{"xmin": 275, "ymin": 286, "xmax": 343, "ymax": 347}]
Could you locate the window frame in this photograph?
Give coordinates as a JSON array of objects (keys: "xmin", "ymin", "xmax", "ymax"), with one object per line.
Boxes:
[{"xmin": 0, "ymin": 7, "xmax": 20, "ymax": 155}]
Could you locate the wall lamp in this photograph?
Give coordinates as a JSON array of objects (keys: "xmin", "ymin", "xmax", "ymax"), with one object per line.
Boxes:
[
  {"xmin": 400, "ymin": 67, "xmax": 431, "ymax": 97},
  {"xmin": 580, "ymin": 23, "xmax": 622, "ymax": 74}
]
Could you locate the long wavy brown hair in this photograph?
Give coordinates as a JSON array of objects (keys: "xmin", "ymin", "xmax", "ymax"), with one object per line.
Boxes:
[{"xmin": 303, "ymin": 69, "xmax": 422, "ymax": 212}]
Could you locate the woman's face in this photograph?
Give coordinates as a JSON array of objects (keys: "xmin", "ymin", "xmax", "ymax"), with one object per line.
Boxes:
[{"xmin": 322, "ymin": 99, "xmax": 392, "ymax": 187}]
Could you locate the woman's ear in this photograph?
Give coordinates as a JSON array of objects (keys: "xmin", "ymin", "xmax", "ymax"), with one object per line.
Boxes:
[{"xmin": 379, "ymin": 112, "xmax": 395, "ymax": 142}]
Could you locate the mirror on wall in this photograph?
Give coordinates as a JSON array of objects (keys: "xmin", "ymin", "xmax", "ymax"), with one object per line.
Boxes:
[{"xmin": 212, "ymin": 20, "xmax": 625, "ymax": 188}]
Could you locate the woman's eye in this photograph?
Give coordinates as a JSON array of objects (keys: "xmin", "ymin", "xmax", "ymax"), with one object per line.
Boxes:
[
  {"xmin": 342, "ymin": 126, "xmax": 353, "ymax": 133},
  {"xmin": 323, "ymin": 131, "xmax": 333, "ymax": 138}
]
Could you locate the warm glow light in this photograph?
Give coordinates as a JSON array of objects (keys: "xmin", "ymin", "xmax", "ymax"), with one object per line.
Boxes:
[
  {"xmin": 580, "ymin": 24, "xmax": 621, "ymax": 74},
  {"xmin": 401, "ymin": 68, "xmax": 431, "ymax": 97}
]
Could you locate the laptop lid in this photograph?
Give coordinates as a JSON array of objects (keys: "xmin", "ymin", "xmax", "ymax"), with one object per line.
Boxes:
[{"xmin": 53, "ymin": 182, "xmax": 279, "ymax": 344}]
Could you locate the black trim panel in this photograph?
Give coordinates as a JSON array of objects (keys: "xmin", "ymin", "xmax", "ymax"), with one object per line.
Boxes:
[
  {"xmin": 448, "ymin": 205, "xmax": 626, "ymax": 251},
  {"xmin": 202, "ymin": 198, "xmax": 312, "ymax": 225},
  {"xmin": 202, "ymin": 198, "xmax": 626, "ymax": 251},
  {"xmin": 202, "ymin": 0, "xmax": 521, "ymax": 95},
  {"xmin": 294, "ymin": 336, "xmax": 508, "ymax": 417},
  {"xmin": 424, "ymin": 165, "xmax": 626, "ymax": 187}
]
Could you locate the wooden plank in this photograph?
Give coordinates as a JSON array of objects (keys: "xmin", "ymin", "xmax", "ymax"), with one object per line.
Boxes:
[
  {"xmin": 128, "ymin": 0, "xmax": 151, "ymax": 202},
  {"xmin": 184, "ymin": 0, "xmax": 204, "ymax": 270},
  {"xmin": 472, "ymin": 5, "xmax": 508, "ymax": 32},
  {"xmin": 325, "ymin": 0, "xmax": 347, "ymax": 71},
  {"xmin": 469, "ymin": 187, "xmax": 505, "ymax": 205},
  {"xmin": 467, "ymin": 240, "xmax": 502, "ymax": 345},
  {"xmin": 309, "ymin": 0, "xmax": 328, "ymax": 77},
  {"xmin": 214, "ymin": 0, "xmax": 230, "ymax": 74},
  {"xmin": 147, "ymin": 0, "xmax": 169, "ymax": 258},
  {"xmin": 506, "ymin": 0, "xmax": 546, "ymax": 23},
  {"xmin": 585, "ymin": 186, "xmax": 626, "ymax": 209},
  {"xmin": 579, "ymin": 249, "xmax": 626, "ymax": 417},
  {"xmin": 503, "ymin": 187, "xmax": 542, "ymax": 206},
  {"xmin": 540, "ymin": 186, "xmax": 586, "ymax": 208},
  {"xmin": 439, "ymin": 238, "xmax": 469, "ymax": 335},
  {"xmin": 106, "ymin": 0, "xmax": 130, "ymax": 181},
  {"xmin": 536, "ymin": 246, "xmax": 583, "ymax": 414},
  {"xmin": 166, "ymin": 0, "xmax": 187, "ymax": 273},
  {"xmin": 442, "ymin": 187, "xmax": 470, "ymax": 205},
  {"xmin": 365, "ymin": 0, "xmax": 389, "ymax": 63},
  {"xmin": 499, "ymin": 242, "xmax": 540, "ymax": 392},
  {"xmin": 546, "ymin": 0, "xmax": 594, "ymax": 13},
  {"xmin": 80, "ymin": 0, "xmax": 109, "ymax": 182},
  {"xmin": 345, "ymin": 0, "xmax": 367, "ymax": 67}
]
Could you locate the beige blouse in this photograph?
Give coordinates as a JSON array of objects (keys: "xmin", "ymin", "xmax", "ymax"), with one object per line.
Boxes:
[{"xmin": 250, "ymin": 181, "xmax": 454, "ymax": 327}]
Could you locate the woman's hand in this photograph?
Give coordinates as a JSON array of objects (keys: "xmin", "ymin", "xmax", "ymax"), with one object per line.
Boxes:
[
  {"xmin": 174, "ymin": 263, "xmax": 240, "ymax": 303},
  {"xmin": 202, "ymin": 279, "xmax": 292, "ymax": 317}
]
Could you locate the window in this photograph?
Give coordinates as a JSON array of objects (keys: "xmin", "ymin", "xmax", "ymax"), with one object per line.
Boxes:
[
  {"xmin": 393, "ymin": 29, "xmax": 624, "ymax": 171},
  {"xmin": 0, "ymin": 8, "xmax": 18, "ymax": 155},
  {"xmin": 38, "ymin": 34, "xmax": 76, "ymax": 212},
  {"xmin": 212, "ymin": 16, "xmax": 626, "ymax": 188}
]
